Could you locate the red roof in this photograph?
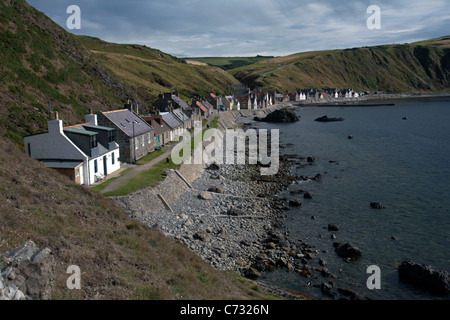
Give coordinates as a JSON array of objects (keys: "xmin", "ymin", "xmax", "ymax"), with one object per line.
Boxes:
[
  {"xmin": 236, "ymin": 97, "xmax": 248, "ymax": 103},
  {"xmin": 210, "ymin": 93, "xmax": 217, "ymax": 99},
  {"xmin": 196, "ymin": 101, "xmax": 207, "ymax": 112}
]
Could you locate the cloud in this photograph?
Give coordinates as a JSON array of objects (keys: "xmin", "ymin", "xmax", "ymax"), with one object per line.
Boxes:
[{"xmin": 26, "ymin": 0, "xmax": 450, "ymax": 57}]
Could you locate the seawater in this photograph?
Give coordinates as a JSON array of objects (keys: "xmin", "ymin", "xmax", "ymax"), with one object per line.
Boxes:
[{"xmin": 255, "ymin": 96, "xmax": 450, "ymax": 300}]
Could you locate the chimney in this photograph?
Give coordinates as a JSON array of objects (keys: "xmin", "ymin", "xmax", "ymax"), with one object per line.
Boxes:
[
  {"xmin": 124, "ymin": 98, "xmax": 132, "ymax": 112},
  {"xmin": 48, "ymin": 112, "xmax": 63, "ymax": 134},
  {"xmin": 85, "ymin": 112, "xmax": 98, "ymax": 126}
]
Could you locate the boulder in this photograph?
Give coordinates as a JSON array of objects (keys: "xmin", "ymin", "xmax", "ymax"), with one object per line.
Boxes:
[
  {"xmin": 193, "ymin": 231, "xmax": 209, "ymax": 242},
  {"xmin": 0, "ymin": 240, "xmax": 55, "ymax": 300},
  {"xmin": 398, "ymin": 261, "xmax": 450, "ymax": 296},
  {"xmin": 198, "ymin": 191, "xmax": 211, "ymax": 200},
  {"xmin": 259, "ymin": 108, "xmax": 300, "ymax": 123},
  {"xmin": 208, "ymin": 186, "xmax": 224, "ymax": 194},
  {"xmin": 303, "ymin": 192, "xmax": 313, "ymax": 199},
  {"xmin": 289, "ymin": 199, "xmax": 302, "ymax": 207},
  {"xmin": 315, "ymin": 115, "xmax": 344, "ymax": 122},
  {"xmin": 313, "ymin": 174, "xmax": 322, "ymax": 182},
  {"xmin": 370, "ymin": 202, "xmax": 385, "ymax": 209},
  {"xmin": 335, "ymin": 242, "xmax": 362, "ymax": 259},
  {"xmin": 243, "ymin": 267, "xmax": 261, "ymax": 280},
  {"xmin": 328, "ymin": 224, "xmax": 339, "ymax": 232}
]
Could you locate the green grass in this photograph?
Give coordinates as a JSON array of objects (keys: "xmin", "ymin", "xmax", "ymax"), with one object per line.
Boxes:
[
  {"xmin": 102, "ymin": 157, "xmax": 180, "ymax": 197},
  {"xmin": 136, "ymin": 147, "xmax": 168, "ymax": 165},
  {"xmin": 211, "ymin": 117, "xmax": 220, "ymax": 129}
]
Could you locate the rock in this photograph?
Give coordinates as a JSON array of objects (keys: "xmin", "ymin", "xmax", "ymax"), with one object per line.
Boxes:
[
  {"xmin": 198, "ymin": 191, "xmax": 211, "ymax": 200},
  {"xmin": 259, "ymin": 108, "xmax": 299, "ymax": 123},
  {"xmin": 0, "ymin": 240, "xmax": 55, "ymax": 300},
  {"xmin": 370, "ymin": 202, "xmax": 385, "ymax": 209},
  {"xmin": 289, "ymin": 199, "xmax": 302, "ymax": 207},
  {"xmin": 313, "ymin": 174, "xmax": 322, "ymax": 182},
  {"xmin": 303, "ymin": 192, "xmax": 313, "ymax": 199},
  {"xmin": 337, "ymin": 288, "xmax": 367, "ymax": 300},
  {"xmin": 208, "ymin": 162, "xmax": 220, "ymax": 170},
  {"xmin": 328, "ymin": 224, "xmax": 339, "ymax": 232},
  {"xmin": 315, "ymin": 115, "xmax": 344, "ymax": 122},
  {"xmin": 208, "ymin": 186, "xmax": 224, "ymax": 194},
  {"xmin": 193, "ymin": 231, "xmax": 209, "ymax": 242},
  {"xmin": 335, "ymin": 242, "xmax": 362, "ymax": 259},
  {"xmin": 348, "ymin": 135, "xmax": 354, "ymax": 140},
  {"xmin": 307, "ymin": 156, "xmax": 315, "ymax": 163},
  {"xmin": 244, "ymin": 267, "xmax": 260, "ymax": 280},
  {"xmin": 398, "ymin": 261, "xmax": 450, "ymax": 296},
  {"xmin": 265, "ymin": 242, "xmax": 276, "ymax": 250},
  {"xmin": 321, "ymin": 282, "xmax": 338, "ymax": 299}
]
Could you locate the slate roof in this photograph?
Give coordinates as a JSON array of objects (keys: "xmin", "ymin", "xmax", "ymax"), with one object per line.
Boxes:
[
  {"xmin": 101, "ymin": 109, "xmax": 153, "ymax": 137},
  {"xmin": 173, "ymin": 109, "xmax": 190, "ymax": 124},
  {"xmin": 161, "ymin": 113, "xmax": 183, "ymax": 130},
  {"xmin": 171, "ymin": 95, "xmax": 190, "ymax": 109}
]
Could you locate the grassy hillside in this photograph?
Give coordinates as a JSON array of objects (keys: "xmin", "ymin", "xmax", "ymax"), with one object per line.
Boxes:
[
  {"xmin": 77, "ymin": 36, "xmax": 241, "ymax": 104},
  {"xmin": 0, "ymin": 137, "xmax": 273, "ymax": 300},
  {"xmin": 232, "ymin": 38, "xmax": 450, "ymax": 93},
  {"xmin": 0, "ymin": 0, "xmax": 133, "ymax": 145},
  {"xmin": 0, "ymin": 0, "xmax": 272, "ymax": 300},
  {"xmin": 186, "ymin": 56, "xmax": 274, "ymax": 71},
  {"xmin": 0, "ymin": 0, "xmax": 240, "ymax": 147}
]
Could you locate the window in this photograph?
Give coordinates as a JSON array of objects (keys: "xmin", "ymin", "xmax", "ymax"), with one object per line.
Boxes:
[
  {"xmin": 112, "ymin": 152, "xmax": 115, "ymax": 165},
  {"xmin": 142, "ymin": 135, "xmax": 145, "ymax": 147},
  {"xmin": 135, "ymin": 137, "xmax": 138, "ymax": 150},
  {"xmin": 148, "ymin": 133, "xmax": 151, "ymax": 144},
  {"xmin": 94, "ymin": 160, "xmax": 98, "ymax": 173},
  {"xmin": 90, "ymin": 135, "xmax": 98, "ymax": 149}
]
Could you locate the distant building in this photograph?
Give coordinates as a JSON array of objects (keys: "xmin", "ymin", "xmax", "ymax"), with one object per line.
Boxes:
[{"xmin": 24, "ymin": 112, "xmax": 120, "ymax": 185}]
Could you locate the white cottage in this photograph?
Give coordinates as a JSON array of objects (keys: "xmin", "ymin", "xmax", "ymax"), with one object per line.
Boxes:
[{"xmin": 24, "ymin": 112, "xmax": 120, "ymax": 186}]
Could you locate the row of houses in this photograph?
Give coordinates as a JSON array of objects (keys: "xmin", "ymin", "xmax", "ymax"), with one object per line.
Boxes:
[{"xmin": 24, "ymin": 91, "xmax": 224, "ymax": 186}]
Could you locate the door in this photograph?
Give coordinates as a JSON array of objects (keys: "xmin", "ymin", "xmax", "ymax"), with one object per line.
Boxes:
[
  {"xmin": 156, "ymin": 135, "xmax": 160, "ymax": 149},
  {"xmin": 103, "ymin": 156, "xmax": 107, "ymax": 176}
]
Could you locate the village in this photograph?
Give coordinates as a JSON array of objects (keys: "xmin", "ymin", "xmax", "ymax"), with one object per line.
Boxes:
[{"xmin": 23, "ymin": 85, "xmax": 374, "ymax": 186}]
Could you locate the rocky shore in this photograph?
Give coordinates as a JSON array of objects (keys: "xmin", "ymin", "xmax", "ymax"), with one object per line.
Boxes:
[
  {"xmin": 112, "ymin": 103, "xmax": 372, "ymax": 300},
  {"xmin": 114, "ymin": 102, "xmax": 450, "ymax": 300}
]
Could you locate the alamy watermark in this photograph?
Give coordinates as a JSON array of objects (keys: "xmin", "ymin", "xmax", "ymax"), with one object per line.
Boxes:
[
  {"xmin": 66, "ymin": 5, "xmax": 81, "ymax": 30},
  {"xmin": 366, "ymin": 265, "xmax": 381, "ymax": 290},
  {"xmin": 367, "ymin": 5, "xmax": 381, "ymax": 30},
  {"xmin": 66, "ymin": 265, "xmax": 81, "ymax": 290},
  {"xmin": 171, "ymin": 122, "xmax": 280, "ymax": 176}
]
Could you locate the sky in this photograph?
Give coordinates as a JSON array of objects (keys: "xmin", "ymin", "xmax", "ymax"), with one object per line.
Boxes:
[{"xmin": 26, "ymin": 0, "xmax": 450, "ymax": 57}]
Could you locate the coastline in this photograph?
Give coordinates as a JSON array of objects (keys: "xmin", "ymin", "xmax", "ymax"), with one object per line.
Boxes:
[
  {"xmin": 295, "ymin": 92, "xmax": 450, "ymax": 107},
  {"xmin": 111, "ymin": 102, "xmax": 371, "ymax": 300}
]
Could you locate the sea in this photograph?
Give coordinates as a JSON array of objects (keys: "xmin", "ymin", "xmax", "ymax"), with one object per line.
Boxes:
[{"xmin": 254, "ymin": 96, "xmax": 450, "ymax": 300}]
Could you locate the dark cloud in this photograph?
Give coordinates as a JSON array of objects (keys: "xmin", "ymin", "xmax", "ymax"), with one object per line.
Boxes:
[{"xmin": 27, "ymin": 0, "xmax": 450, "ymax": 57}]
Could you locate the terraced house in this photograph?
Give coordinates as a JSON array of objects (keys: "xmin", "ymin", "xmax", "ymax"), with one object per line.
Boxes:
[
  {"xmin": 24, "ymin": 112, "xmax": 121, "ymax": 186},
  {"xmin": 97, "ymin": 106, "xmax": 155, "ymax": 163}
]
